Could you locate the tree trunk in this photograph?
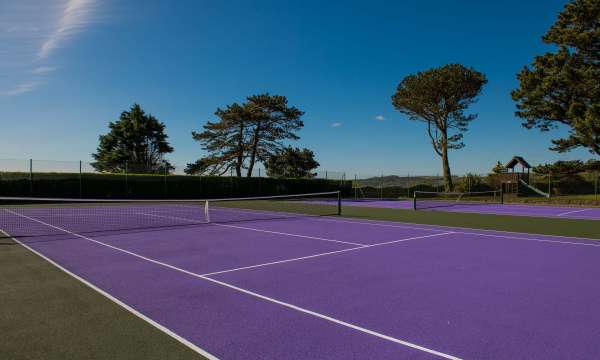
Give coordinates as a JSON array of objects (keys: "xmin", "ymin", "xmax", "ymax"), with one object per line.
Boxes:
[
  {"xmin": 247, "ymin": 139, "xmax": 258, "ymax": 177},
  {"xmin": 441, "ymin": 135, "xmax": 453, "ymax": 192},
  {"xmin": 235, "ymin": 123, "xmax": 244, "ymax": 177},
  {"xmin": 246, "ymin": 124, "xmax": 260, "ymax": 177}
]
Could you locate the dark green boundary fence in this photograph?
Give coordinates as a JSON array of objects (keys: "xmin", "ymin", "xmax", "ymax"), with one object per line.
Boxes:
[{"xmin": 0, "ymin": 171, "xmax": 352, "ymax": 199}]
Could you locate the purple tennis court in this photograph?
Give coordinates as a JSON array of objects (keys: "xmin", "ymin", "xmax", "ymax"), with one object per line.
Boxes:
[
  {"xmin": 2, "ymin": 200, "xmax": 600, "ymax": 359},
  {"xmin": 334, "ymin": 199, "xmax": 600, "ymax": 220}
]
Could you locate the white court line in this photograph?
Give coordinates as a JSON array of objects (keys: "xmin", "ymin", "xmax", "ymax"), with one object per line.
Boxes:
[
  {"xmin": 138, "ymin": 211, "xmax": 366, "ymax": 247},
  {"xmin": 198, "ymin": 202, "xmax": 341, "ymax": 220},
  {"xmin": 144, "ymin": 212, "xmax": 600, "ymax": 248},
  {"xmin": 202, "ymin": 232, "xmax": 454, "ymax": 277},
  {"xmin": 345, "ymin": 202, "xmax": 597, "ymax": 220},
  {"xmin": 459, "ymin": 232, "xmax": 600, "ymax": 247},
  {"xmin": 428, "ymin": 207, "xmax": 598, "ymax": 220},
  {"xmin": 143, "ymin": 207, "xmax": 600, "ymax": 249},
  {"xmin": 6, "ymin": 210, "xmax": 462, "ymax": 360},
  {"xmin": 313, "ymin": 217, "xmax": 600, "ymax": 247},
  {"xmin": 0, "ymin": 228, "xmax": 220, "ymax": 360},
  {"xmin": 213, "ymin": 223, "xmax": 366, "ymax": 247},
  {"xmin": 556, "ymin": 208, "xmax": 592, "ymax": 217}
]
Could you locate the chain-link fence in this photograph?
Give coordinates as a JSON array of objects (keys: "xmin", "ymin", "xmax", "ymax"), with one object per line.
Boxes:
[
  {"xmin": 3, "ymin": 158, "xmax": 597, "ymax": 203},
  {"xmin": 529, "ymin": 171, "xmax": 599, "ymax": 199},
  {"xmin": 348, "ymin": 173, "xmax": 493, "ymax": 200},
  {"xmin": 0, "ymin": 158, "xmax": 351, "ymax": 199},
  {"xmin": 345, "ymin": 170, "xmax": 599, "ymax": 203}
]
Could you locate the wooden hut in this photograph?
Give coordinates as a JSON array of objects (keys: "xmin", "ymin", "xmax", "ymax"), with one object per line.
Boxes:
[{"xmin": 490, "ymin": 156, "xmax": 532, "ymax": 194}]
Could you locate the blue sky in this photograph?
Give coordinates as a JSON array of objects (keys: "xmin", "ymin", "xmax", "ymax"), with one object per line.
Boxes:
[{"xmin": 0, "ymin": 0, "xmax": 592, "ymax": 176}]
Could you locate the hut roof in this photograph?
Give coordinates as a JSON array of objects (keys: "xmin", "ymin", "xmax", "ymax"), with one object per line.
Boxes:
[{"xmin": 505, "ymin": 156, "xmax": 532, "ymax": 169}]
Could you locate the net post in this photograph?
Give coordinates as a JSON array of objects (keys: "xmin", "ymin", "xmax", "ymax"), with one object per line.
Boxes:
[
  {"xmin": 500, "ymin": 187, "xmax": 504, "ymax": 204},
  {"xmin": 204, "ymin": 200, "xmax": 210, "ymax": 223},
  {"xmin": 413, "ymin": 191, "xmax": 417, "ymax": 210},
  {"xmin": 337, "ymin": 191, "xmax": 341, "ymax": 216}
]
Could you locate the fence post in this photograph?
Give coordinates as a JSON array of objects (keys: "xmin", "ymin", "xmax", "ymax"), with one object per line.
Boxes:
[
  {"xmin": 79, "ymin": 160, "xmax": 82, "ymax": 198},
  {"xmin": 198, "ymin": 173, "xmax": 203, "ymax": 198},
  {"xmin": 164, "ymin": 165, "xmax": 168, "ymax": 198},
  {"xmin": 407, "ymin": 173, "xmax": 410, "ymax": 198},
  {"xmin": 467, "ymin": 173, "xmax": 471, "ymax": 192},
  {"xmin": 594, "ymin": 172, "xmax": 600, "ymax": 201},
  {"xmin": 124, "ymin": 161, "xmax": 128, "ymax": 198},
  {"xmin": 29, "ymin": 158, "xmax": 33, "ymax": 196},
  {"xmin": 380, "ymin": 173, "xmax": 383, "ymax": 200},
  {"xmin": 230, "ymin": 168, "xmax": 233, "ymax": 197},
  {"xmin": 548, "ymin": 172, "xmax": 552, "ymax": 198}
]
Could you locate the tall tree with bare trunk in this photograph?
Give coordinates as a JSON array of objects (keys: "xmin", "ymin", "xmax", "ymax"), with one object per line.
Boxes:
[
  {"xmin": 391, "ymin": 64, "xmax": 487, "ymax": 191},
  {"xmin": 187, "ymin": 94, "xmax": 304, "ymax": 177}
]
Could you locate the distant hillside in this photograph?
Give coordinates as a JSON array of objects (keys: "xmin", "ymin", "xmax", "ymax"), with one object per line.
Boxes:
[{"xmin": 356, "ymin": 175, "xmax": 458, "ymax": 187}]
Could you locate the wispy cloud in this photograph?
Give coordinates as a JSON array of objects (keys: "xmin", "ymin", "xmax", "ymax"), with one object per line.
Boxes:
[
  {"xmin": 39, "ymin": 0, "xmax": 95, "ymax": 59},
  {"xmin": 3, "ymin": 82, "xmax": 40, "ymax": 96},
  {"xmin": 0, "ymin": 0, "xmax": 96, "ymax": 96},
  {"xmin": 32, "ymin": 66, "xmax": 57, "ymax": 74},
  {"xmin": 374, "ymin": 115, "xmax": 385, "ymax": 121},
  {"xmin": 331, "ymin": 122, "xmax": 342, "ymax": 128}
]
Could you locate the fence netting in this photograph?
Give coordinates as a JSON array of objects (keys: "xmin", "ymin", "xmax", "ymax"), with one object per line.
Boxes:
[
  {"xmin": 0, "ymin": 159, "xmax": 350, "ymax": 199},
  {"xmin": 1, "ymin": 159, "xmax": 598, "ymax": 204}
]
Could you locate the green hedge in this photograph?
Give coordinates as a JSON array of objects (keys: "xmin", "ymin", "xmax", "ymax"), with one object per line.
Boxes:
[
  {"xmin": 0, "ymin": 172, "xmax": 352, "ymax": 199},
  {"xmin": 531, "ymin": 172, "xmax": 599, "ymax": 196}
]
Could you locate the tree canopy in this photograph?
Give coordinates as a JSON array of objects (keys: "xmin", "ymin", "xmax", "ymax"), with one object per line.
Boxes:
[
  {"xmin": 391, "ymin": 64, "xmax": 487, "ymax": 191},
  {"xmin": 187, "ymin": 103, "xmax": 249, "ymax": 176},
  {"xmin": 512, "ymin": 0, "xmax": 600, "ymax": 157},
  {"xmin": 533, "ymin": 159, "xmax": 600, "ymax": 174},
  {"xmin": 491, "ymin": 161, "xmax": 506, "ymax": 174},
  {"xmin": 92, "ymin": 104, "xmax": 173, "ymax": 173},
  {"xmin": 265, "ymin": 147, "xmax": 320, "ymax": 178},
  {"xmin": 186, "ymin": 94, "xmax": 304, "ymax": 177}
]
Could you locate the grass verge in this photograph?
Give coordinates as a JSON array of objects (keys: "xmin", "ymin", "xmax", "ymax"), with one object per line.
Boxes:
[
  {"xmin": 0, "ymin": 236, "xmax": 207, "ymax": 360},
  {"xmin": 340, "ymin": 206, "xmax": 600, "ymax": 239}
]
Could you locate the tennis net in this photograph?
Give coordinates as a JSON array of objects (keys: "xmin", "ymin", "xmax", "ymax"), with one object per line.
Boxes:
[
  {"xmin": 0, "ymin": 191, "xmax": 341, "ymax": 238},
  {"xmin": 413, "ymin": 190, "xmax": 503, "ymax": 210}
]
